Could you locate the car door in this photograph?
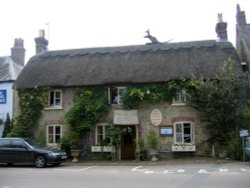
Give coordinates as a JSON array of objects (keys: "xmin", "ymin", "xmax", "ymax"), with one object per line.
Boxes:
[
  {"xmin": 11, "ymin": 139, "xmax": 34, "ymax": 163},
  {"xmin": 0, "ymin": 139, "xmax": 12, "ymax": 163}
]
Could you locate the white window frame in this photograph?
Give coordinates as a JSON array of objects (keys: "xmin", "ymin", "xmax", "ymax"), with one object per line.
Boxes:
[
  {"xmin": 173, "ymin": 122, "xmax": 195, "ymax": 145},
  {"xmin": 108, "ymin": 87, "xmax": 127, "ymax": 105},
  {"xmin": 47, "ymin": 90, "xmax": 62, "ymax": 109},
  {"xmin": 47, "ymin": 124, "xmax": 62, "ymax": 146},
  {"xmin": 172, "ymin": 89, "xmax": 189, "ymax": 105},
  {"xmin": 95, "ymin": 124, "xmax": 111, "ymax": 145}
]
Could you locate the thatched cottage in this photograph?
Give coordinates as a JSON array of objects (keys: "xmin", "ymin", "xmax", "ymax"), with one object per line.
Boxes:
[{"xmin": 14, "ymin": 8, "xmax": 248, "ymax": 160}]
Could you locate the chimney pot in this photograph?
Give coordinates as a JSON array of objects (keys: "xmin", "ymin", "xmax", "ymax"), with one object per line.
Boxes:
[
  {"xmin": 39, "ymin": 30, "xmax": 45, "ymax": 37},
  {"xmin": 35, "ymin": 29, "xmax": 48, "ymax": 54},
  {"xmin": 215, "ymin": 13, "xmax": 228, "ymax": 41}
]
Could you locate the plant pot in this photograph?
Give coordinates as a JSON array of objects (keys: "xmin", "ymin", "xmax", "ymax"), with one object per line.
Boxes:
[
  {"xmin": 150, "ymin": 150, "xmax": 158, "ymax": 162},
  {"xmin": 71, "ymin": 149, "xmax": 80, "ymax": 163}
]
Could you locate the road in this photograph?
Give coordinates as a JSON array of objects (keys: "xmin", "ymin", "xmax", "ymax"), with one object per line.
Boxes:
[{"xmin": 0, "ymin": 161, "xmax": 250, "ymax": 188}]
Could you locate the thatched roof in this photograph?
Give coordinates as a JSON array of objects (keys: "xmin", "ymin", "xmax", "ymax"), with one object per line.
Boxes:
[{"xmin": 15, "ymin": 40, "xmax": 242, "ymax": 89}]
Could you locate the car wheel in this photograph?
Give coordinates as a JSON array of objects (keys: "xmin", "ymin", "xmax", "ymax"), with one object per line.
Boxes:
[{"xmin": 34, "ymin": 155, "xmax": 47, "ymax": 168}]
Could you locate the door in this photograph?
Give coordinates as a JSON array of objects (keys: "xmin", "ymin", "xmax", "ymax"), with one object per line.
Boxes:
[
  {"xmin": 121, "ymin": 125, "xmax": 136, "ymax": 160},
  {"xmin": 0, "ymin": 139, "xmax": 12, "ymax": 163},
  {"xmin": 11, "ymin": 139, "xmax": 34, "ymax": 163}
]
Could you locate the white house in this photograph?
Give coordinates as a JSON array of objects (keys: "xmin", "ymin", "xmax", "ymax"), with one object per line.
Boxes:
[{"xmin": 0, "ymin": 39, "xmax": 25, "ymax": 137}]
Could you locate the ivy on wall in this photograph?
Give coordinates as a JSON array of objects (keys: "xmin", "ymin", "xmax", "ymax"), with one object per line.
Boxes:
[
  {"xmin": 9, "ymin": 87, "xmax": 49, "ymax": 138},
  {"xmin": 63, "ymin": 87, "xmax": 110, "ymax": 148},
  {"xmin": 123, "ymin": 79, "xmax": 196, "ymax": 109}
]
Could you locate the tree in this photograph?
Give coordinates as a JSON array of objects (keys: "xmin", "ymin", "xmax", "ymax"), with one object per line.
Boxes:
[
  {"xmin": 2, "ymin": 113, "xmax": 12, "ymax": 137},
  {"xmin": 189, "ymin": 58, "xmax": 248, "ymax": 158}
]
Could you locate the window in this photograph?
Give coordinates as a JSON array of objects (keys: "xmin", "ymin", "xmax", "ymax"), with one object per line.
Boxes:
[
  {"xmin": 109, "ymin": 87, "xmax": 127, "ymax": 105},
  {"xmin": 95, "ymin": 124, "xmax": 111, "ymax": 145},
  {"xmin": 49, "ymin": 90, "xmax": 62, "ymax": 107},
  {"xmin": 174, "ymin": 122, "xmax": 194, "ymax": 144},
  {"xmin": 47, "ymin": 125, "xmax": 62, "ymax": 145},
  {"xmin": 0, "ymin": 139, "xmax": 11, "ymax": 148},
  {"xmin": 12, "ymin": 140, "xmax": 26, "ymax": 148},
  {"xmin": 173, "ymin": 89, "xmax": 189, "ymax": 104}
]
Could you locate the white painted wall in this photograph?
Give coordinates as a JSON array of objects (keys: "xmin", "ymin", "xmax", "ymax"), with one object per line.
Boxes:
[{"xmin": 0, "ymin": 81, "xmax": 14, "ymax": 123}]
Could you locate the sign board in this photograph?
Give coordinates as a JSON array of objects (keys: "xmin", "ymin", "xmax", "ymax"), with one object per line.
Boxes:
[
  {"xmin": 239, "ymin": 130, "xmax": 249, "ymax": 137},
  {"xmin": 0, "ymin": 90, "xmax": 7, "ymax": 104},
  {"xmin": 150, "ymin": 109, "xmax": 162, "ymax": 126},
  {"xmin": 160, "ymin": 126, "xmax": 173, "ymax": 136},
  {"xmin": 113, "ymin": 110, "xmax": 139, "ymax": 125}
]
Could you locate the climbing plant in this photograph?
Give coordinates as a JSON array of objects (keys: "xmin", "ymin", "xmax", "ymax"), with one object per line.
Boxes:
[
  {"xmin": 63, "ymin": 87, "xmax": 110, "ymax": 148},
  {"xmin": 9, "ymin": 87, "xmax": 49, "ymax": 138},
  {"xmin": 123, "ymin": 79, "xmax": 196, "ymax": 109}
]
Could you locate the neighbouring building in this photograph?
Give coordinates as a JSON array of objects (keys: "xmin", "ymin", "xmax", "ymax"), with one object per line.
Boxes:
[
  {"xmin": 0, "ymin": 38, "xmax": 25, "ymax": 137},
  {"xmin": 14, "ymin": 9, "xmax": 246, "ymax": 160},
  {"xmin": 236, "ymin": 4, "xmax": 250, "ymax": 71}
]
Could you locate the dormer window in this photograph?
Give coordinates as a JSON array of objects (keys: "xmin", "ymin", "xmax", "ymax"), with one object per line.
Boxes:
[{"xmin": 109, "ymin": 87, "xmax": 127, "ymax": 105}]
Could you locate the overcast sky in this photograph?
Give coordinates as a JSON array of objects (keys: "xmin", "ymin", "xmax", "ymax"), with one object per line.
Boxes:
[{"xmin": 1, "ymin": 0, "xmax": 250, "ymax": 63}]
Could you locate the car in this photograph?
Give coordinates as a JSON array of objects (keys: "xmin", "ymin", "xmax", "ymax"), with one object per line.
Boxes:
[{"xmin": 0, "ymin": 137, "xmax": 67, "ymax": 168}]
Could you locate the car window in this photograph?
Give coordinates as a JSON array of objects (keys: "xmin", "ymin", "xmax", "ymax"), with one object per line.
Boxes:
[
  {"xmin": 0, "ymin": 140, "xmax": 11, "ymax": 148},
  {"xmin": 12, "ymin": 140, "xmax": 27, "ymax": 148},
  {"xmin": 23, "ymin": 138, "xmax": 44, "ymax": 148}
]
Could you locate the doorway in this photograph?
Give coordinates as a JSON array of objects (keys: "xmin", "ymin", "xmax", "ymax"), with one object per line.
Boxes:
[{"xmin": 120, "ymin": 125, "xmax": 136, "ymax": 160}]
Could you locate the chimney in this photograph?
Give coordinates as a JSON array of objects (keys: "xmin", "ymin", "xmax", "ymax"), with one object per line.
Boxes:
[
  {"xmin": 35, "ymin": 29, "xmax": 48, "ymax": 54},
  {"xmin": 236, "ymin": 4, "xmax": 247, "ymax": 27},
  {"xmin": 215, "ymin": 13, "xmax": 228, "ymax": 41},
  {"xmin": 11, "ymin": 38, "xmax": 25, "ymax": 66}
]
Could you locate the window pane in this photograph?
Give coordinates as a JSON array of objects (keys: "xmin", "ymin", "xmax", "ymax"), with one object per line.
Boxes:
[
  {"xmin": 175, "ymin": 92, "xmax": 182, "ymax": 102},
  {"xmin": 50, "ymin": 91, "xmax": 54, "ymax": 106},
  {"xmin": 55, "ymin": 99, "xmax": 61, "ymax": 105},
  {"xmin": 176, "ymin": 134, "xmax": 182, "ymax": 142},
  {"xmin": 48, "ymin": 126, "xmax": 53, "ymax": 134},
  {"xmin": 55, "ymin": 91, "xmax": 61, "ymax": 98},
  {"xmin": 184, "ymin": 123, "xmax": 191, "ymax": 143},
  {"xmin": 176, "ymin": 124, "xmax": 182, "ymax": 133},
  {"xmin": 0, "ymin": 140, "xmax": 11, "ymax": 147},
  {"xmin": 48, "ymin": 135, "xmax": 53, "ymax": 143},
  {"xmin": 55, "ymin": 135, "xmax": 61, "ymax": 143},
  {"xmin": 111, "ymin": 88, "xmax": 118, "ymax": 104},
  {"xmin": 97, "ymin": 127, "xmax": 103, "ymax": 134},
  {"xmin": 118, "ymin": 88, "xmax": 126, "ymax": 97},
  {"xmin": 55, "ymin": 126, "xmax": 61, "ymax": 134}
]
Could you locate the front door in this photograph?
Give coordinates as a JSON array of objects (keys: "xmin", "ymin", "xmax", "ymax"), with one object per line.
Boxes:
[{"xmin": 121, "ymin": 125, "xmax": 136, "ymax": 160}]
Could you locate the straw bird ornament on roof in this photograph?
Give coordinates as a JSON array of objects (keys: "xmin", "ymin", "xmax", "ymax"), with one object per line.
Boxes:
[{"xmin": 144, "ymin": 30, "xmax": 159, "ymax": 44}]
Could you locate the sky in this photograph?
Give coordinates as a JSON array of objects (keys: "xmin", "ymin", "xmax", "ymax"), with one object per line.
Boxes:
[{"xmin": 0, "ymin": 0, "xmax": 250, "ymax": 63}]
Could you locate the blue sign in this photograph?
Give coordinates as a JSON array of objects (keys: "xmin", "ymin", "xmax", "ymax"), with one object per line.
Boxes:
[{"xmin": 0, "ymin": 90, "xmax": 7, "ymax": 104}]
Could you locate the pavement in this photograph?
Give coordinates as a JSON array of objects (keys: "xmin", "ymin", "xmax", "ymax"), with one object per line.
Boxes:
[{"xmin": 64, "ymin": 156, "xmax": 241, "ymax": 166}]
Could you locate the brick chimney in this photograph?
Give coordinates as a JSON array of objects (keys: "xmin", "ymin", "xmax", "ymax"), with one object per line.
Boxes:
[
  {"xmin": 35, "ymin": 29, "xmax": 48, "ymax": 54},
  {"xmin": 215, "ymin": 13, "xmax": 228, "ymax": 41},
  {"xmin": 236, "ymin": 4, "xmax": 247, "ymax": 27},
  {"xmin": 11, "ymin": 38, "xmax": 25, "ymax": 66}
]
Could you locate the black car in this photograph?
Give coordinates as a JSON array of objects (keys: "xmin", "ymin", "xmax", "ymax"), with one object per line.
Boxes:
[{"xmin": 0, "ymin": 137, "xmax": 67, "ymax": 168}]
